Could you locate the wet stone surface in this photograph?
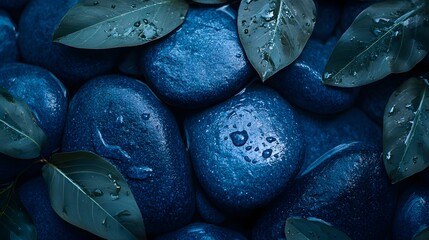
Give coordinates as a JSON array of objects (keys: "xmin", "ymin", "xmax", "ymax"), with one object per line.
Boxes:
[
  {"xmin": 0, "ymin": 10, "xmax": 18, "ymax": 64},
  {"xmin": 185, "ymin": 84, "xmax": 304, "ymax": 211}
]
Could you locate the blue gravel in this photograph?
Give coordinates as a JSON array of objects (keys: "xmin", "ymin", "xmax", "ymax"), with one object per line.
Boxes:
[
  {"xmin": 185, "ymin": 84, "xmax": 304, "ymax": 211},
  {"xmin": 139, "ymin": 6, "xmax": 254, "ymax": 109},
  {"xmin": 62, "ymin": 75, "xmax": 195, "ymax": 235}
]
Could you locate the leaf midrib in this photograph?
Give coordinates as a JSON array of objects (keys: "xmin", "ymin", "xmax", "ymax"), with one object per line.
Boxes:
[{"xmin": 0, "ymin": 119, "xmax": 40, "ymax": 153}]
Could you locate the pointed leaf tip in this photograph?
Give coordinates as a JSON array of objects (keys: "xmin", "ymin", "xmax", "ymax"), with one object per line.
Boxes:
[{"xmin": 285, "ymin": 217, "xmax": 352, "ymax": 240}]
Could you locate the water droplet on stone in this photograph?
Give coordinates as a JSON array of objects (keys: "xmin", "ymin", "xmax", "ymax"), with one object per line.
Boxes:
[
  {"xmin": 229, "ymin": 130, "xmax": 249, "ymax": 146},
  {"xmin": 254, "ymin": 147, "xmax": 260, "ymax": 151},
  {"xmin": 235, "ymin": 53, "xmax": 242, "ymax": 58},
  {"xmin": 244, "ymin": 156, "xmax": 251, "ymax": 162},
  {"xmin": 244, "ymin": 29, "xmax": 249, "ymax": 34},
  {"xmin": 247, "ymin": 122, "xmax": 251, "ymax": 127},
  {"xmin": 245, "ymin": 146, "xmax": 252, "ymax": 151},
  {"xmin": 141, "ymin": 113, "xmax": 150, "ymax": 120},
  {"xmin": 126, "ymin": 166, "xmax": 154, "ymax": 180},
  {"xmin": 91, "ymin": 189, "xmax": 103, "ymax": 197},
  {"xmin": 266, "ymin": 137, "xmax": 276, "ymax": 143},
  {"xmin": 134, "ymin": 21, "xmax": 141, "ymax": 27},
  {"xmin": 262, "ymin": 149, "xmax": 272, "ymax": 158}
]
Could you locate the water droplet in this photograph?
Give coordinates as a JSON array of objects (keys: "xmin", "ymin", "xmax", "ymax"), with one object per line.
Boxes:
[
  {"xmin": 254, "ymin": 147, "xmax": 260, "ymax": 151},
  {"xmin": 126, "ymin": 166, "xmax": 154, "ymax": 180},
  {"xmin": 229, "ymin": 130, "xmax": 249, "ymax": 147},
  {"xmin": 386, "ymin": 151, "xmax": 392, "ymax": 160},
  {"xmin": 244, "ymin": 29, "xmax": 249, "ymax": 34},
  {"xmin": 323, "ymin": 72, "xmax": 333, "ymax": 79},
  {"xmin": 413, "ymin": 156, "xmax": 418, "ymax": 164},
  {"xmin": 252, "ymin": 159, "xmax": 258, "ymax": 164},
  {"xmin": 134, "ymin": 21, "xmax": 141, "ymax": 27},
  {"xmin": 245, "ymin": 0, "xmax": 252, "ymax": 3},
  {"xmin": 245, "ymin": 146, "xmax": 252, "ymax": 151},
  {"xmin": 266, "ymin": 137, "xmax": 276, "ymax": 143},
  {"xmin": 130, "ymin": 4, "xmax": 136, "ymax": 8},
  {"xmin": 102, "ymin": 218, "xmax": 107, "ymax": 227},
  {"xmin": 247, "ymin": 122, "xmax": 251, "ymax": 127},
  {"xmin": 110, "ymin": 193, "xmax": 119, "ymax": 200},
  {"xmin": 405, "ymin": 103, "xmax": 412, "ymax": 109},
  {"xmin": 93, "ymin": 1, "xmax": 99, "ymax": 5},
  {"xmin": 389, "ymin": 106, "xmax": 395, "ymax": 114},
  {"xmin": 91, "ymin": 189, "xmax": 103, "ymax": 197},
  {"xmin": 262, "ymin": 149, "xmax": 272, "ymax": 158},
  {"xmin": 235, "ymin": 53, "xmax": 242, "ymax": 58},
  {"xmin": 143, "ymin": 19, "xmax": 149, "ymax": 24},
  {"xmin": 141, "ymin": 113, "xmax": 150, "ymax": 120},
  {"xmin": 111, "ymin": 4, "xmax": 116, "ymax": 8},
  {"xmin": 244, "ymin": 156, "xmax": 251, "ymax": 162}
]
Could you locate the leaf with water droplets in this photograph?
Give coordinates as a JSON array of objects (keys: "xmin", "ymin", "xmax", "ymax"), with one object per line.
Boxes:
[
  {"xmin": 383, "ymin": 77, "xmax": 429, "ymax": 184},
  {"xmin": 0, "ymin": 184, "xmax": 37, "ymax": 240},
  {"xmin": 413, "ymin": 227, "xmax": 429, "ymax": 240},
  {"xmin": 53, "ymin": 0, "xmax": 189, "ymax": 49},
  {"xmin": 237, "ymin": 0, "xmax": 316, "ymax": 81},
  {"xmin": 285, "ymin": 217, "xmax": 351, "ymax": 240},
  {"xmin": 323, "ymin": 0, "xmax": 429, "ymax": 87},
  {"xmin": 0, "ymin": 88, "xmax": 47, "ymax": 159},
  {"xmin": 42, "ymin": 151, "xmax": 146, "ymax": 239}
]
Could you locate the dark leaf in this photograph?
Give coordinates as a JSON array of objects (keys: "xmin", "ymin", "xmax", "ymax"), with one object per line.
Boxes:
[
  {"xmin": 383, "ymin": 77, "xmax": 429, "ymax": 183},
  {"xmin": 323, "ymin": 0, "xmax": 429, "ymax": 87},
  {"xmin": 0, "ymin": 184, "xmax": 37, "ymax": 240},
  {"xmin": 237, "ymin": 0, "xmax": 316, "ymax": 81},
  {"xmin": 285, "ymin": 217, "xmax": 351, "ymax": 240},
  {"xmin": 53, "ymin": 0, "xmax": 189, "ymax": 49},
  {"xmin": 0, "ymin": 88, "xmax": 47, "ymax": 159},
  {"xmin": 42, "ymin": 151, "xmax": 146, "ymax": 240},
  {"xmin": 192, "ymin": 0, "xmax": 228, "ymax": 4},
  {"xmin": 413, "ymin": 227, "xmax": 429, "ymax": 240}
]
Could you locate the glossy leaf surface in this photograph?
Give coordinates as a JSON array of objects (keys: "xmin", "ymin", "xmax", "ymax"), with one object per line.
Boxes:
[
  {"xmin": 285, "ymin": 217, "xmax": 351, "ymax": 240},
  {"xmin": 237, "ymin": 0, "xmax": 316, "ymax": 81},
  {"xmin": 0, "ymin": 88, "xmax": 47, "ymax": 159},
  {"xmin": 324, "ymin": 0, "xmax": 429, "ymax": 87},
  {"xmin": 383, "ymin": 77, "xmax": 429, "ymax": 183},
  {"xmin": 42, "ymin": 151, "xmax": 146, "ymax": 239},
  {"xmin": 53, "ymin": 0, "xmax": 188, "ymax": 49}
]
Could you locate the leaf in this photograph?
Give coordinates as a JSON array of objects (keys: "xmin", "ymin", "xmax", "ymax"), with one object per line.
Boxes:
[
  {"xmin": 0, "ymin": 88, "xmax": 47, "ymax": 159},
  {"xmin": 323, "ymin": 0, "xmax": 429, "ymax": 87},
  {"xmin": 383, "ymin": 77, "xmax": 429, "ymax": 183},
  {"xmin": 0, "ymin": 184, "xmax": 37, "ymax": 240},
  {"xmin": 285, "ymin": 217, "xmax": 352, "ymax": 240},
  {"xmin": 192, "ymin": 0, "xmax": 228, "ymax": 4},
  {"xmin": 237, "ymin": 0, "xmax": 316, "ymax": 81},
  {"xmin": 53, "ymin": 0, "xmax": 189, "ymax": 49},
  {"xmin": 413, "ymin": 227, "xmax": 429, "ymax": 240},
  {"xmin": 42, "ymin": 151, "xmax": 146, "ymax": 240}
]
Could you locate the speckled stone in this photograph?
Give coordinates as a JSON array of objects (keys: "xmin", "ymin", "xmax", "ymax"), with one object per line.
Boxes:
[
  {"xmin": 297, "ymin": 108, "xmax": 381, "ymax": 173},
  {"xmin": 393, "ymin": 185, "xmax": 429, "ymax": 240},
  {"xmin": 185, "ymin": 84, "xmax": 304, "ymax": 211},
  {"xmin": 155, "ymin": 222, "xmax": 246, "ymax": 240},
  {"xmin": 311, "ymin": 0, "xmax": 340, "ymax": 41},
  {"xmin": 0, "ymin": 10, "xmax": 18, "ymax": 64},
  {"xmin": 196, "ymin": 187, "xmax": 226, "ymax": 225},
  {"xmin": 62, "ymin": 75, "xmax": 195, "ymax": 235},
  {"xmin": 268, "ymin": 39, "xmax": 359, "ymax": 114},
  {"xmin": 253, "ymin": 142, "xmax": 396, "ymax": 240},
  {"xmin": 19, "ymin": 177, "xmax": 101, "ymax": 240},
  {"xmin": 18, "ymin": 0, "xmax": 119, "ymax": 88},
  {"xmin": 139, "ymin": 6, "xmax": 254, "ymax": 109},
  {"xmin": 0, "ymin": 63, "xmax": 67, "ymax": 182},
  {"xmin": 0, "ymin": 63, "xmax": 68, "ymax": 153}
]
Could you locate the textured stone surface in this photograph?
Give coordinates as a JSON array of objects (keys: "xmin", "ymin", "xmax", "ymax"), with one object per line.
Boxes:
[
  {"xmin": 185, "ymin": 84, "xmax": 304, "ymax": 211},
  {"xmin": 0, "ymin": 0, "xmax": 28, "ymax": 9},
  {"xmin": 297, "ymin": 108, "xmax": 381, "ymax": 173},
  {"xmin": 393, "ymin": 185, "xmax": 429, "ymax": 240},
  {"xmin": 0, "ymin": 10, "xmax": 18, "ymax": 64},
  {"xmin": 196, "ymin": 187, "xmax": 226, "ymax": 225},
  {"xmin": 19, "ymin": 177, "xmax": 101, "ymax": 240},
  {"xmin": 18, "ymin": 0, "xmax": 119, "ymax": 88},
  {"xmin": 268, "ymin": 39, "xmax": 359, "ymax": 114},
  {"xmin": 155, "ymin": 222, "xmax": 246, "ymax": 240},
  {"xmin": 312, "ymin": 0, "xmax": 340, "ymax": 41},
  {"xmin": 139, "ymin": 6, "xmax": 253, "ymax": 109},
  {"xmin": 253, "ymin": 142, "xmax": 396, "ymax": 240},
  {"xmin": 62, "ymin": 75, "xmax": 194, "ymax": 235}
]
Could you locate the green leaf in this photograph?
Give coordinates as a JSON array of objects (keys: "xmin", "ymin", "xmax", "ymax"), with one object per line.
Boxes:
[
  {"xmin": 192, "ymin": 0, "xmax": 228, "ymax": 4},
  {"xmin": 0, "ymin": 88, "xmax": 47, "ymax": 159},
  {"xmin": 0, "ymin": 184, "xmax": 37, "ymax": 240},
  {"xmin": 53, "ymin": 0, "xmax": 189, "ymax": 49},
  {"xmin": 323, "ymin": 0, "xmax": 429, "ymax": 87},
  {"xmin": 285, "ymin": 217, "xmax": 351, "ymax": 240},
  {"xmin": 413, "ymin": 227, "xmax": 429, "ymax": 240},
  {"xmin": 237, "ymin": 0, "xmax": 316, "ymax": 81},
  {"xmin": 383, "ymin": 77, "xmax": 429, "ymax": 183},
  {"xmin": 42, "ymin": 151, "xmax": 146, "ymax": 240}
]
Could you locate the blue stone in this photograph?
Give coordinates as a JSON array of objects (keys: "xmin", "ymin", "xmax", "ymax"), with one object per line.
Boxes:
[
  {"xmin": 339, "ymin": 0, "xmax": 373, "ymax": 34},
  {"xmin": 393, "ymin": 185, "xmax": 429, "ymax": 240},
  {"xmin": 185, "ymin": 84, "xmax": 304, "ymax": 211},
  {"xmin": 297, "ymin": 108, "xmax": 382, "ymax": 174},
  {"xmin": 18, "ymin": 0, "xmax": 119, "ymax": 87},
  {"xmin": 253, "ymin": 142, "xmax": 397, "ymax": 240},
  {"xmin": 0, "ymin": 10, "xmax": 18, "ymax": 64},
  {"xmin": 62, "ymin": 75, "xmax": 195, "ymax": 235},
  {"xmin": 139, "ymin": 6, "xmax": 254, "ymax": 109},
  {"xmin": 19, "ymin": 177, "xmax": 101, "ymax": 240},
  {"xmin": 311, "ymin": 0, "xmax": 340, "ymax": 41},
  {"xmin": 0, "ymin": 0, "xmax": 28, "ymax": 10},
  {"xmin": 196, "ymin": 187, "xmax": 226, "ymax": 225},
  {"xmin": 155, "ymin": 222, "xmax": 246, "ymax": 240},
  {"xmin": 268, "ymin": 39, "xmax": 359, "ymax": 114}
]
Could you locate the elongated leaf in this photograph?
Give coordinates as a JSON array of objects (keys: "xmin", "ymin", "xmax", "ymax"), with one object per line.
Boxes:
[
  {"xmin": 383, "ymin": 77, "xmax": 429, "ymax": 183},
  {"xmin": 237, "ymin": 0, "xmax": 316, "ymax": 81},
  {"xmin": 53, "ymin": 0, "xmax": 189, "ymax": 49},
  {"xmin": 323, "ymin": 0, "xmax": 429, "ymax": 87},
  {"xmin": 42, "ymin": 151, "xmax": 146, "ymax": 240},
  {"xmin": 0, "ymin": 184, "xmax": 37, "ymax": 240},
  {"xmin": 192, "ymin": 0, "xmax": 228, "ymax": 4},
  {"xmin": 413, "ymin": 227, "xmax": 429, "ymax": 240},
  {"xmin": 285, "ymin": 217, "xmax": 351, "ymax": 240},
  {"xmin": 0, "ymin": 88, "xmax": 47, "ymax": 159}
]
